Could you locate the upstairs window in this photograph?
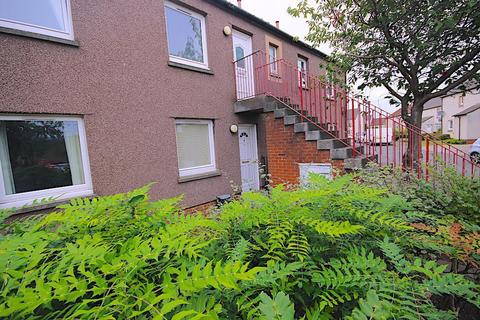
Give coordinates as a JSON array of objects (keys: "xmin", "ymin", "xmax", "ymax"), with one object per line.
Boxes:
[
  {"xmin": 0, "ymin": 115, "xmax": 92, "ymax": 209},
  {"xmin": 165, "ymin": 1, "xmax": 208, "ymax": 69},
  {"xmin": 459, "ymin": 95, "xmax": 465, "ymax": 107},
  {"xmin": 175, "ymin": 119, "xmax": 216, "ymax": 177},
  {"xmin": 297, "ymin": 56, "xmax": 308, "ymax": 88},
  {"xmin": 0, "ymin": 0, "xmax": 74, "ymax": 40},
  {"xmin": 269, "ymin": 44, "xmax": 278, "ymax": 74}
]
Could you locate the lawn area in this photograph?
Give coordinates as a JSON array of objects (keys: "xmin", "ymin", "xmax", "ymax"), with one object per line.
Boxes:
[{"xmin": 1, "ymin": 168, "xmax": 479, "ymax": 319}]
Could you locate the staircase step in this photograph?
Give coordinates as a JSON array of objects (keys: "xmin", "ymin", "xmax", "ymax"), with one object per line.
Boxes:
[
  {"xmin": 287, "ymin": 108, "xmax": 308, "ymax": 115},
  {"xmin": 284, "ymin": 115, "xmax": 302, "ymax": 125},
  {"xmin": 317, "ymin": 139, "xmax": 349, "ymax": 150},
  {"xmin": 294, "ymin": 122, "xmax": 318, "ymax": 133},
  {"xmin": 234, "ymin": 95, "xmax": 283, "ymax": 113},
  {"xmin": 331, "ymin": 145, "xmax": 366, "ymax": 160},
  {"xmin": 331, "ymin": 147, "xmax": 353, "ymax": 160},
  {"xmin": 344, "ymin": 155, "xmax": 378, "ymax": 170},
  {"xmin": 263, "ymin": 101, "xmax": 285, "ymax": 112},
  {"xmin": 274, "ymin": 108, "xmax": 297, "ymax": 118},
  {"xmin": 305, "ymin": 130, "xmax": 335, "ymax": 141},
  {"xmin": 344, "ymin": 156, "xmax": 368, "ymax": 170}
]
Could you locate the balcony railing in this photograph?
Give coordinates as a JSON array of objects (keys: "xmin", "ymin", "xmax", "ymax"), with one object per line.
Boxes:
[{"xmin": 233, "ymin": 50, "xmax": 480, "ymax": 178}]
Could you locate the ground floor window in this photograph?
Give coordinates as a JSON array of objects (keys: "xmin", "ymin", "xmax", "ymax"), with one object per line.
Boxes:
[
  {"xmin": 175, "ymin": 119, "xmax": 216, "ymax": 177},
  {"xmin": 0, "ymin": 115, "xmax": 92, "ymax": 208},
  {"xmin": 447, "ymin": 119, "xmax": 454, "ymax": 131}
]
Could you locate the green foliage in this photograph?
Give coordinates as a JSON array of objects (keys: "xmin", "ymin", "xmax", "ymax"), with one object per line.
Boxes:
[
  {"xmin": 443, "ymin": 138, "xmax": 467, "ymax": 145},
  {"xmin": 360, "ymin": 163, "xmax": 480, "ymax": 225},
  {"xmin": 288, "ymin": 0, "xmax": 480, "ymax": 109},
  {"xmin": 1, "ymin": 174, "xmax": 479, "ymax": 319},
  {"xmin": 258, "ymin": 292, "xmax": 295, "ymax": 320},
  {"xmin": 438, "ymin": 134, "xmax": 452, "ymax": 140}
]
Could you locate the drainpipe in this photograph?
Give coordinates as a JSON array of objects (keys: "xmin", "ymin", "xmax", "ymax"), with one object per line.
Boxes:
[{"xmin": 458, "ymin": 117, "xmax": 461, "ymax": 139}]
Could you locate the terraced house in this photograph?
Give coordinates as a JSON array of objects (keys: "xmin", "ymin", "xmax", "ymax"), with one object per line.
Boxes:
[{"xmin": 0, "ymin": 0, "xmax": 354, "ymax": 212}]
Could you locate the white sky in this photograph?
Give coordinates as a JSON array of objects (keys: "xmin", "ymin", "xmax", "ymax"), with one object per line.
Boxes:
[{"xmin": 227, "ymin": 0, "xmax": 397, "ymax": 112}]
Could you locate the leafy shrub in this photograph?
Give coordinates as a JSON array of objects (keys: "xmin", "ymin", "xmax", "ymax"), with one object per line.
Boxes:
[
  {"xmin": 439, "ymin": 134, "xmax": 452, "ymax": 140},
  {"xmin": 443, "ymin": 138, "xmax": 467, "ymax": 144},
  {"xmin": 360, "ymin": 164, "xmax": 480, "ymax": 224},
  {"xmin": 0, "ymin": 177, "xmax": 479, "ymax": 319}
]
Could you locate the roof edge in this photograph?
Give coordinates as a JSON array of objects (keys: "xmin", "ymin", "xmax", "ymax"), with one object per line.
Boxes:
[
  {"xmin": 452, "ymin": 103, "xmax": 480, "ymax": 117},
  {"xmin": 204, "ymin": 0, "xmax": 329, "ymax": 60}
]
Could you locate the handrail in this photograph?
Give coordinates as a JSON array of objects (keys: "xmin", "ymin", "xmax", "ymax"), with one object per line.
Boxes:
[{"xmin": 233, "ymin": 51, "xmax": 479, "ymax": 178}]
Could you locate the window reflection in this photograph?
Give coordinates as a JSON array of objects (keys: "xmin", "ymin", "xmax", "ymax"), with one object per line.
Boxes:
[
  {"xmin": 0, "ymin": 0, "xmax": 66, "ymax": 31},
  {"xmin": 0, "ymin": 120, "xmax": 85, "ymax": 195},
  {"xmin": 165, "ymin": 6, "xmax": 204, "ymax": 63},
  {"xmin": 236, "ymin": 46, "xmax": 245, "ymax": 68}
]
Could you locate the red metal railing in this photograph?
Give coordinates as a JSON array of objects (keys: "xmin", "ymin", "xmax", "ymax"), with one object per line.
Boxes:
[{"xmin": 233, "ymin": 50, "xmax": 480, "ymax": 178}]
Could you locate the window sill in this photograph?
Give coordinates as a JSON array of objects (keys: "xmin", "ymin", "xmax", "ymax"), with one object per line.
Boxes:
[
  {"xmin": 0, "ymin": 26, "xmax": 79, "ymax": 47},
  {"xmin": 168, "ymin": 61, "xmax": 214, "ymax": 75},
  {"xmin": 3, "ymin": 193, "xmax": 96, "ymax": 222},
  {"xmin": 178, "ymin": 170, "xmax": 221, "ymax": 183}
]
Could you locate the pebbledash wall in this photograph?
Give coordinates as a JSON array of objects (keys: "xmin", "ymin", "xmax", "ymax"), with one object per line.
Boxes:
[{"xmin": 0, "ymin": 0, "xmax": 332, "ymax": 210}]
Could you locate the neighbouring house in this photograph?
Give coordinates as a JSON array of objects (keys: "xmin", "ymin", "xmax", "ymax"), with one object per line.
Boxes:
[
  {"xmin": 421, "ymin": 97, "xmax": 442, "ymax": 134},
  {"xmin": 452, "ymin": 104, "xmax": 480, "ymax": 142},
  {"xmin": 388, "ymin": 88, "xmax": 480, "ymax": 142},
  {"xmin": 417, "ymin": 87, "xmax": 480, "ymax": 141},
  {"xmin": 443, "ymin": 88, "xmax": 480, "ymax": 142},
  {"xmin": 0, "ymin": 0, "xmax": 347, "ymax": 212}
]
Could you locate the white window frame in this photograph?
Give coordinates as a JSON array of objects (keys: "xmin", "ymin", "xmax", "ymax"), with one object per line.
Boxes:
[
  {"xmin": 0, "ymin": 0, "xmax": 74, "ymax": 40},
  {"xmin": 164, "ymin": 1, "xmax": 209, "ymax": 69},
  {"xmin": 269, "ymin": 44, "xmax": 278, "ymax": 74},
  {"xmin": 297, "ymin": 57, "xmax": 308, "ymax": 88},
  {"xmin": 459, "ymin": 95, "xmax": 464, "ymax": 108},
  {"xmin": 0, "ymin": 115, "xmax": 93, "ymax": 209},
  {"xmin": 175, "ymin": 119, "xmax": 216, "ymax": 177}
]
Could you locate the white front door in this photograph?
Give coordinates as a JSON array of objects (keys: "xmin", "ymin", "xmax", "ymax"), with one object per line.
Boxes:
[
  {"xmin": 238, "ymin": 124, "xmax": 260, "ymax": 192},
  {"xmin": 232, "ymin": 30, "xmax": 254, "ymax": 99}
]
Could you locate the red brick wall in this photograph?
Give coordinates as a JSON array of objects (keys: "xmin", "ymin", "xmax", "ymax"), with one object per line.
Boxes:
[
  {"xmin": 264, "ymin": 113, "xmax": 344, "ymax": 185},
  {"xmin": 184, "ymin": 200, "xmax": 217, "ymax": 215}
]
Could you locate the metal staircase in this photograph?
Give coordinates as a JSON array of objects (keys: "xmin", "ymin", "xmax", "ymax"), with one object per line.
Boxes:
[{"xmin": 233, "ymin": 50, "xmax": 480, "ymax": 178}]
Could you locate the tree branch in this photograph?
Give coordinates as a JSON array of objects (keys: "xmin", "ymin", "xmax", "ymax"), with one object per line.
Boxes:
[
  {"xmin": 425, "ymin": 47, "xmax": 480, "ymax": 92},
  {"xmin": 421, "ymin": 65, "xmax": 480, "ymax": 103},
  {"xmin": 380, "ymin": 80, "xmax": 403, "ymax": 101}
]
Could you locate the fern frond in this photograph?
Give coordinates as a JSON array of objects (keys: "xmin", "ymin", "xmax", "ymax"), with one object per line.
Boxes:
[
  {"xmin": 298, "ymin": 218, "xmax": 364, "ymax": 237},
  {"xmin": 226, "ymin": 237, "xmax": 253, "ymax": 262},
  {"xmin": 287, "ymin": 229, "xmax": 310, "ymax": 261},
  {"xmin": 312, "ymin": 248, "xmax": 386, "ymax": 290},
  {"xmin": 263, "ymin": 219, "xmax": 293, "ymax": 260},
  {"xmin": 163, "ymin": 261, "xmax": 265, "ymax": 294}
]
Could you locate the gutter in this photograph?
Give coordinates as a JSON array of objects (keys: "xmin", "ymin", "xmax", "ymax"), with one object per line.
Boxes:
[{"xmin": 204, "ymin": 0, "xmax": 329, "ymax": 60}]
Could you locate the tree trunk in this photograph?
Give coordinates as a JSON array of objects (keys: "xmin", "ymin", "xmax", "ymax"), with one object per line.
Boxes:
[{"xmin": 402, "ymin": 103, "xmax": 424, "ymax": 174}]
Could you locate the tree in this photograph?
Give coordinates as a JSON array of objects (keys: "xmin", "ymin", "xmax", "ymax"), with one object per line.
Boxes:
[{"xmin": 289, "ymin": 0, "xmax": 480, "ymax": 167}]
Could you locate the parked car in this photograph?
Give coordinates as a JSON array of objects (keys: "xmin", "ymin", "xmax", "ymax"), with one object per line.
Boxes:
[{"xmin": 470, "ymin": 138, "xmax": 480, "ymax": 163}]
